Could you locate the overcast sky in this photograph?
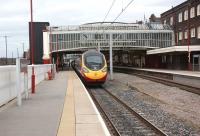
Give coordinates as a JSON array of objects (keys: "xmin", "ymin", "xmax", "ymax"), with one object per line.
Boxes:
[{"xmin": 0, "ymin": 0, "xmax": 186, "ymax": 58}]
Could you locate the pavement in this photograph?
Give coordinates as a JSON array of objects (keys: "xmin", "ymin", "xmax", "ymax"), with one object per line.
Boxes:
[{"xmin": 0, "ymin": 71, "xmax": 68, "ymax": 136}]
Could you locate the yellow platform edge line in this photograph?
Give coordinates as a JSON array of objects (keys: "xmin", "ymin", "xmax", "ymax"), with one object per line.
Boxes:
[{"xmin": 57, "ymin": 73, "xmax": 75, "ymax": 136}]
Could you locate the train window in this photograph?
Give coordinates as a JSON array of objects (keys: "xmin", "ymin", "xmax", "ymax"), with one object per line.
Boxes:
[
  {"xmin": 85, "ymin": 56, "xmax": 103, "ymax": 64},
  {"xmin": 84, "ymin": 55, "xmax": 105, "ymax": 70}
]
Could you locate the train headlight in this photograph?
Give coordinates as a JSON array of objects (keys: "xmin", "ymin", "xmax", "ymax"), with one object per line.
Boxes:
[
  {"xmin": 82, "ymin": 67, "xmax": 89, "ymax": 73},
  {"xmin": 102, "ymin": 67, "xmax": 107, "ymax": 72}
]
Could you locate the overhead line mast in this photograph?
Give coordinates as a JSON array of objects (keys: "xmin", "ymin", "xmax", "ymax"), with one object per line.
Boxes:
[{"xmin": 102, "ymin": 0, "xmax": 135, "ymax": 80}]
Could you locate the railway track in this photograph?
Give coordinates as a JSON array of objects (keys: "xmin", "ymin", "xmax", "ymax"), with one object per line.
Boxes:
[
  {"xmin": 88, "ymin": 87, "xmax": 168, "ymax": 136},
  {"xmin": 114, "ymin": 68, "xmax": 200, "ymax": 95}
]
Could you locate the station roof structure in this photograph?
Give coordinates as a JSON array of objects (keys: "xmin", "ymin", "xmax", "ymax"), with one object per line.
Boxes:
[
  {"xmin": 46, "ymin": 22, "xmax": 172, "ymax": 32},
  {"xmin": 42, "ymin": 22, "xmax": 173, "ymax": 59}
]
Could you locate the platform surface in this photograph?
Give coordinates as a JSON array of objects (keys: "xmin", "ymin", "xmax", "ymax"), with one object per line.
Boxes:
[
  {"xmin": 138, "ymin": 68, "xmax": 200, "ymax": 77},
  {"xmin": 57, "ymin": 71, "xmax": 110, "ymax": 136},
  {"xmin": 116, "ymin": 66, "xmax": 200, "ymax": 77},
  {"xmin": 0, "ymin": 71, "xmax": 110, "ymax": 136}
]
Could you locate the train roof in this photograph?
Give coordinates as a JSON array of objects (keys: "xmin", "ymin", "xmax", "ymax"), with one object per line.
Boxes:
[{"xmin": 83, "ymin": 50, "xmax": 103, "ymax": 56}]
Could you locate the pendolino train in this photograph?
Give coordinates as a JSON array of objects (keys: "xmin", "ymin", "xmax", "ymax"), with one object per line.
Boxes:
[{"xmin": 72, "ymin": 50, "xmax": 107, "ymax": 85}]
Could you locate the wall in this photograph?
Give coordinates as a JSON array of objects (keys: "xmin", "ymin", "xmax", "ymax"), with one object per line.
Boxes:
[{"xmin": 0, "ymin": 64, "xmax": 52, "ymax": 106}]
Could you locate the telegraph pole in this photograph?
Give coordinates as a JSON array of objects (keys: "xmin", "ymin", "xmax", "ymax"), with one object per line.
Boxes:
[
  {"xmin": 5, "ymin": 36, "xmax": 8, "ymax": 65},
  {"xmin": 12, "ymin": 51, "xmax": 13, "ymax": 64},
  {"xmin": 1, "ymin": 35, "xmax": 9, "ymax": 65}
]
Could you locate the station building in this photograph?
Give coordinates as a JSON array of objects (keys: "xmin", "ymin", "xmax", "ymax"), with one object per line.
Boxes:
[
  {"xmin": 30, "ymin": 1, "xmax": 200, "ymax": 71},
  {"xmin": 147, "ymin": 0, "xmax": 200, "ymax": 70},
  {"xmin": 42, "ymin": 22, "xmax": 173, "ymax": 68}
]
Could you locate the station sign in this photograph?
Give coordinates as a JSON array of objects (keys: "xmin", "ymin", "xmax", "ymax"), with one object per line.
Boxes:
[{"xmin": 20, "ymin": 59, "xmax": 30, "ymax": 73}]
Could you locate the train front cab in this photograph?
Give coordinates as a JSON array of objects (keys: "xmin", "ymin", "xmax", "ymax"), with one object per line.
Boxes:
[
  {"xmin": 81, "ymin": 52, "xmax": 107, "ymax": 85},
  {"xmin": 81, "ymin": 67, "xmax": 107, "ymax": 84}
]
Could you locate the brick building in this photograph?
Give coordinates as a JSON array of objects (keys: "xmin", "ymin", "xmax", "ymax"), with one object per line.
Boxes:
[
  {"xmin": 161, "ymin": 0, "xmax": 200, "ymax": 46},
  {"xmin": 147, "ymin": 0, "xmax": 200, "ymax": 70}
]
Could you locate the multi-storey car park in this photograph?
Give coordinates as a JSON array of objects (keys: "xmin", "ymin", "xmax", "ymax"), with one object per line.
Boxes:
[{"xmin": 42, "ymin": 22, "xmax": 173, "ymax": 68}]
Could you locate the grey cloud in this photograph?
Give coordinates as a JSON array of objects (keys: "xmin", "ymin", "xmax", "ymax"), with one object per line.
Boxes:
[{"xmin": 0, "ymin": 0, "xmax": 186, "ymax": 58}]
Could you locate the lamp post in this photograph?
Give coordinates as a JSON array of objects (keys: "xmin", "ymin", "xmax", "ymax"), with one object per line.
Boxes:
[
  {"xmin": 49, "ymin": 27, "xmax": 55, "ymax": 78},
  {"xmin": 30, "ymin": 0, "xmax": 35, "ymax": 93},
  {"xmin": 187, "ymin": 2, "xmax": 191, "ymax": 70},
  {"xmin": 49, "ymin": 27, "xmax": 53, "ymax": 72}
]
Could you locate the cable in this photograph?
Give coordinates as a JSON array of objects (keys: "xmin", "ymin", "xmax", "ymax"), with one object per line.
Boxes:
[
  {"xmin": 102, "ymin": 0, "xmax": 117, "ymax": 23},
  {"xmin": 98, "ymin": 0, "xmax": 135, "ymax": 51},
  {"xmin": 112, "ymin": 0, "xmax": 135, "ymax": 23},
  {"xmin": 96, "ymin": 0, "xmax": 116, "ymax": 51}
]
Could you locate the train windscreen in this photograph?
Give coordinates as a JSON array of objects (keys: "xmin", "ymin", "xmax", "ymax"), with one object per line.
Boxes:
[{"xmin": 85, "ymin": 55, "xmax": 104, "ymax": 70}]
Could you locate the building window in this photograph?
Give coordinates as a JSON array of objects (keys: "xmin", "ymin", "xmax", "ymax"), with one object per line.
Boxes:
[
  {"xmin": 164, "ymin": 20, "xmax": 166, "ymax": 25},
  {"xmin": 198, "ymin": 26, "xmax": 200, "ymax": 38},
  {"xmin": 169, "ymin": 55, "xmax": 173, "ymax": 63},
  {"xmin": 170, "ymin": 17, "xmax": 173, "ymax": 25},
  {"xmin": 184, "ymin": 30, "xmax": 188, "ymax": 39},
  {"xmin": 178, "ymin": 12, "xmax": 182, "ymax": 22},
  {"xmin": 190, "ymin": 7, "xmax": 195, "ymax": 18},
  {"xmin": 197, "ymin": 4, "xmax": 200, "ymax": 16},
  {"xmin": 184, "ymin": 10, "xmax": 188, "ymax": 20},
  {"xmin": 162, "ymin": 56, "xmax": 167, "ymax": 63},
  {"xmin": 179, "ymin": 32, "xmax": 183, "ymax": 40},
  {"xmin": 191, "ymin": 28, "xmax": 195, "ymax": 38}
]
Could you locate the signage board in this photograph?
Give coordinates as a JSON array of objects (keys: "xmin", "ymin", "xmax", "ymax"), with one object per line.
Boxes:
[{"xmin": 20, "ymin": 59, "xmax": 30, "ymax": 73}]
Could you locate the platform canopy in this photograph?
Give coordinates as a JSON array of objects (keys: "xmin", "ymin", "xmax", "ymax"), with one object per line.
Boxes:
[{"xmin": 147, "ymin": 45, "xmax": 200, "ymax": 55}]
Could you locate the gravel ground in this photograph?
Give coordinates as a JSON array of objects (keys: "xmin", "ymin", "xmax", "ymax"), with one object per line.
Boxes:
[
  {"xmin": 90, "ymin": 88, "xmax": 157, "ymax": 136},
  {"xmin": 103, "ymin": 72, "xmax": 200, "ymax": 135}
]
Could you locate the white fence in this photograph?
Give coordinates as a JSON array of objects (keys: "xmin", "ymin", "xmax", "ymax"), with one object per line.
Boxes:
[{"xmin": 0, "ymin": 64, "xmax": 52, "ymax": 106}]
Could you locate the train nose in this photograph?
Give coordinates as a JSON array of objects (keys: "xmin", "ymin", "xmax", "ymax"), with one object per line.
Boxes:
[{"xmin": 91, "ymin": 72, "xmax": 100, "ymax": 79}]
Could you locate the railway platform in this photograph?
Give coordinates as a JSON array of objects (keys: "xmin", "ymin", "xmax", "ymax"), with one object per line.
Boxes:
[
  {"xmin": 0, "ymin": 71, "xmax": 110, "ymax": 136},
  {"xmin": 135, "ymin": 68, "xmax": 200, "ymax": 77},
  {"xmin": 114, "ymin": 66, "xmax": 200, "ymax": 88}
]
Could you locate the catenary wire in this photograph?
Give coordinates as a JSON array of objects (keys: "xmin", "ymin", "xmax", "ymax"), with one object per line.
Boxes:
[
  {"xmin": 112, "ymin": 0, "xmax": 135, "ymax": 23},
  {"xmin": 102, "ymin": 0, "xmax": 117, "ymax": 23}
]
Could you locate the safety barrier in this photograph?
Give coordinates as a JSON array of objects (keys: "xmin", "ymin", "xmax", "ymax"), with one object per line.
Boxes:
[{"xmin": 0, "ymin": 64, "xmax": 53, "ymax": 107}]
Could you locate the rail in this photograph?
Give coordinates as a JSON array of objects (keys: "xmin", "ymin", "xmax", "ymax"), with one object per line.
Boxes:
[
  {"xmin": 87, "ymin": 87, "xmax": 121, "ymax": 136},
  {"xmin": 101, "ymin": 87, "xmax": 167, "ymax": 136},
  {"xmin": 88, "ymin": 86, "xmax": 167, "ymax": 136}
]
